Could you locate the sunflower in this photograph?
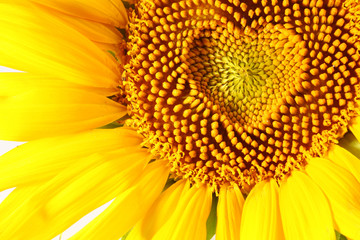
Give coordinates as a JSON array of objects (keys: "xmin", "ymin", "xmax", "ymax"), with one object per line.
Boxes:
[{"xmin": 1, "ymin": 0, "xmax": 360, "ymax": 239}]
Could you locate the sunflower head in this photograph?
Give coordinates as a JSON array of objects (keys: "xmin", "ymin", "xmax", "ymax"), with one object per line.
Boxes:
[
  {"xmin": 124, "ymin": 0, "xmax": 360, "ymax": 193},
  {"xmin": 2, "ymin": 0, "xmax": 360, "ymax": 239}
]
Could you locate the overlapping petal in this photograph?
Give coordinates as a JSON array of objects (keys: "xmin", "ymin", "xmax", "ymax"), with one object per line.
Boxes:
[
  {"xmin": 0, "ymin": 88, "xmax": 127, "ymax": 140},
  {"xmin": 0, "ymin": 72, "xmax": 119, "ymax": 96},
  {"xmin": 306, "ymin": 158, "xmax": 360, "ymax": 239},
  {"xmin": 0, "ymin": 3, "xmax": 121, "ymax": 89},
  {"xmin": 70, "ymin": 160, "xmax": 170, "ymax": 240},
  {"xmin": 279, "ymin": 171, "xmax": 335, "ymax": 240},
  {"xmin": 216, "ymin": 185, "xmax": 244, "ymax": 240},
  {"xmin": 51, "ymin": 13, "xmax": 125, "ymax": 44},
  {"xmin": 327, "ymin": 145, "xmax": 360, "ymax": 183},
  {"xmin": 28, "ymin": 1, "xmax": 127, "ymax": 61},
  {"xmin": 0, "ymin": 128, "xmax": 142, "ymax": 190},
  {"xmin": 30, "ymin": 0, "xmax": 127, "ymax": 27},
  {"xmin": 126, "ymin": 179, "xmax": 190, "ymax": 240},
  {"xmin": 240, "ymin": 179, "xmax": 285, "ymax": 240},
  {"xmin": 0, "ymin": 148, "xmax": 152, "ymax": 240},
  {"xmin": 152, "ymin": 183, "xmax": 212, "ymax": 240}
]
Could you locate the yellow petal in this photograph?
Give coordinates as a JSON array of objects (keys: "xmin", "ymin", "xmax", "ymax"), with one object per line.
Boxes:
[
  {"xmin": 0, "ymin": 153, "xmax": 104, "ymax": 240},
  {"xmin": 45, "ymin": 149, "xmax": 150, "ymax": 217},
  {"xmin": 240, "ymin": 179, "xmax": 285, "ymax": 240},
  {"xmin": 0, "ymin": 88, "xmax": 126, "ymax": 141},
  {"xmin": 42, "ymin": 8, "xmax": 124, "ymax": 44},
  {"xmin": 279, "ymin": 171, "xmax": 335, "ymax": 240},
  {"xmin": 0, "ymin": 3, "xmax": 121, "ymax": 89},
  {"xmin": 152, "ymin": 184, "xmax": 212, "ymax": 240},
  {"xmin": 70, "ymin": 160, "xmax": 170, "ymax": 240},
  {"xmin": 327, "ymin": 145, "xmax": 360, "ymax": 183},
  {"xmin": 0, "ymin": 148, "xmax": 152, "ymax": 240},
  {"xmin": 30, "ymin": 0, "xmax": 128, "ymax": 27},
  {"xmin": 26, "ymin": 1, "xmax": 125, "ymax": 47},
  {"xmin": 0, "ymin": 128, "xmax": 142, "ymax": 190},
  {"xmin": 216, "ymin": 184, "xmax": 244, "ymax": 240},
  {"xmin": 0, "ymin": 186, "xmax": 37, "ymax": 215},
  {"xmin": 306, "ymin": 157, "xmax": 360, "ymax": 239},
  {"xmin": 0, "ymin": 72, "xmax": 118, "ymax": 96},
  {"xmin": 126, "ymin": 179, "xmax": 190, "ymax": 240},
  {"xmin": 97, "ymin": 42, "xmax": 126, "ymax": 64}
]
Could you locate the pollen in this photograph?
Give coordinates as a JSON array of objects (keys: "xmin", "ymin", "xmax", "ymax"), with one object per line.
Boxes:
[{"xmin": 125, "ymin": 0, "xmax": 360, "ymax": 192}]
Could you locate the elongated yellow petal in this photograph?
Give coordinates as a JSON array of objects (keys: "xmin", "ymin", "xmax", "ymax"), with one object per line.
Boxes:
[
  {"xmin": 0, "ymin": 128, "xmax": 142, "ymax": 190},
  {"xmin": 240, "ymin": 179, "xmax": 285, "ymax": 240},
  {"xmin": 0, "ymin": 72, "xmax": 118, "ymax": 96},
  {"xmin": 97, "ymin": 42, "xmax": 126, "ymax": 64},
  {"xmin": 45, "ymin": 149, "xmax": 150, "ymax": 217},
  {"xmin": 0, "ymin": 186, "xmax": 37, "ymax": 215},
  {"xmin": 0, "ymin": 153, "xmax": 104, "ymax": 240},
  {"xmin": 279, "ymin": 171, "xmax": 335, "ymax": 240},
  {"xmin": 126, "ymin": 179, "xmax": 190, "ymax": 240},
  {"xmin": 24, "ymin": 1, "xmax": 125, "ymax": 51},
  {"xmin": 42, "ymin": 8, "xmax": 124, "ymax": 44},
  {"xmin": 0, "ymin": 3, "xmax": 121, "ymax": 89},
  {"xmin": 0, "ymin": 148, "xmax": 152, "ymax": 240},
  {"xmin": 70, "ymin": 160, "xmax": 170, "ymax": 240},
  {"xmin": 152, "ymin": 184, "xmax": 212, "ymax": 240},
  {"xmin": 306, "ymin": 157, "xmax": 360, "ymax": 239},
  {"xmin": 30, "ymin": 0, "xmax": 127, "ymax": 27},
  {"xmin": 0, "ymin": 88, "xmax": 126, "ymax": 141},
  {"xmin": 327, "ymin": 145, "xmax": 360, "ymax": 183},
  {"xmin": 216, "ymin": 185, "xmax": 244, "ymax": 240}
]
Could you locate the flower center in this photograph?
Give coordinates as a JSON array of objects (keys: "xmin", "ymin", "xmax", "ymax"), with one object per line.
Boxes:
[
  {"xmin": 124, "ymin": 0, "xmax": 360, "ymax": 192},
  {"xmin": 189, "ymin": 24, "xmax": 303, "ymax": 131}
]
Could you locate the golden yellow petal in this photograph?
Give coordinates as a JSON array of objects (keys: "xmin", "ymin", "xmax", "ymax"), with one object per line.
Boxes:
[
  {"xmin": 0, "ymin": 186, "xmax": 37, "ymax": 217},
  {"xmin": 0, "ymin": 72, "xmax": 118, "ymax": 96},
  {"xmin": 52, "ymin": 10, "xmax": 123, "ymax": 44},
  {"xmin": 30, "ymin": 0, "xmax": 127, "ymax": 27},
  {"xmin": 152, "ymin": 184, "xmax": 212, "ymax": 240},
  {"xmin": 126, "ymin": 179, "xmax": 190, "ymax": 240},
  {"xmin": 327, "ymin": 145, "xmax": 360, "ymax": 183},
  {"xmin": 306, "ymin": 157, "xmax": 360, "ymax": 239},
  {"xmin": 70, "ymin": 160, "xmax": 170, "ymax": 240},
  {"xmin": 0, "ymin": 148, "xmax": 151, "ymax": 240},
  {"xmin": 0, "ymin": 88, "xmax": 126, "ymax": 141},
  {"xmin": 0, "ymin": 153, "xmax": 104, "ymax": 240},
  {"xmin": 240, "ymin": 179, "xmax": 285, "ymax": 240},
  {"xmin": 216, "ymin": 184, "xmax": 244, "ymax": 240},
  {"xmin": 45, "ymin": 149, "xmax": 150, "ymax": 217},
  {"xmin": 96, "ymin": 42, "xmax": 126, "ymax": 64},
  {"xmin": 0, "ymin": 128, "xmax": 142, "ymax": 190},
  {"xmin": 0, "ymin": 3, "xmax": 121, "ymax": 89},
  {"xmin": 27, "ymin": 1, "xmax": 125, "ymax": 48},
  {"xmin": 279, "ymin": 171, "xmax": 335, "ymax": 240}
]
